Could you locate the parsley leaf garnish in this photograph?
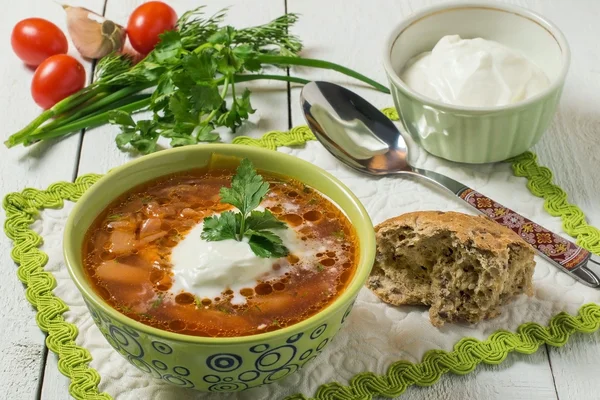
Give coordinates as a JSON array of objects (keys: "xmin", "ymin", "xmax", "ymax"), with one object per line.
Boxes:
[
  {"xmin": 246, "ymin": 210, "xmax": 286, "ymax": 231},
  {"xmin": 201, "ymin": 211, "xmax": 238, "ymax": 241},
  {"xmin": 201, "ymin": 159, "xmax": 289, "ymax": 258},
  {"xmin": 219, "ymin": 158, "xmax": 269, "ymax": 216},
  {"xmin": 247, "ymin": 229, "xmax": 288, "ymax": 258}
]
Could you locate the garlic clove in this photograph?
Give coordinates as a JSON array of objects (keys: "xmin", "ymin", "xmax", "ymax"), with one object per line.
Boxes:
[{"xmin": 63, "ymin": 5, "xmax": 126, "ymax": 59}]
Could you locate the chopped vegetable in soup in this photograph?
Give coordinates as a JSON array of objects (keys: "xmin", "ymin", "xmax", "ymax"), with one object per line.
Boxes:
[{"xmin": 83, "ymin": 161, "xmax": 358, "ymax": 337}]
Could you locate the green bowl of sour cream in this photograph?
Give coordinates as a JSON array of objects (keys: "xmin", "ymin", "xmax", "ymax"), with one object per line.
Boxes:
[
  {"xmin": 63, "ymin": 144, "xmax": 375, "ymax": 392},
  {"xmin": 383, "ymin": 1, "xmax": 570, "ymax": 164}
]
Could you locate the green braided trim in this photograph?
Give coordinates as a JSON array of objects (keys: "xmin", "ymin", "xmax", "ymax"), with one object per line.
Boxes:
[
  {"xmin": 3, "ymin": 117, "xmax": 599, "ymax": 400},
  {"xmin": 3, "ymin": 174, "xmax": 108, "ymax": 400},
  {"xmin": 232, "ymin": 125, "xmax": 316, "ymax": 149}
]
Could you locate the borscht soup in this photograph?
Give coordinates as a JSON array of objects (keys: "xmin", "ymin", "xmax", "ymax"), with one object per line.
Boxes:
[{"xmin": 83, "ymin": 158, "xmax": 358, "ymax": 337}]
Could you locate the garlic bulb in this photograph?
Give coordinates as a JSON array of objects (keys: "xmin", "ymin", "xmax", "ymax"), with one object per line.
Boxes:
[{"xmin": 63, "ymin": 5, "xmax": 126, "ymax": 59}]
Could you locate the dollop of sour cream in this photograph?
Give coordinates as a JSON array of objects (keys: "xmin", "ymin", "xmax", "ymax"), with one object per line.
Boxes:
[
  {"xmin": 169, "ymin": 216, "xmax": 312, "ymax": 305},
  {"xmin": 400, "ymin": 35, "xmax": 550, "ymax": 107}
]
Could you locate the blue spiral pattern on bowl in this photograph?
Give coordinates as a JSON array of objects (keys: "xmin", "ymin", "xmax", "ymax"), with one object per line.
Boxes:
[
  {"xmin": 250, "ymin": 343, "xmax": 269, "ymax": 353},
  {"xmin": 108, "ymin": 325, "xmax": 143, "ymax": 358},
  {"xmin": 255, "ymin": 345, "xmax": 296, "ymax": 372},
  {"xmin": 151, "ymin": 341, "xmax": 173, "ymax": 355},
  {"xmin": 286, "ymin": 333, "xmax": 303, "ymax": 343},
  {"xmin": 310, "ymin": 323, "xmax": 327, "ymax": 339},
  {"xmin": 206, "ymin": 353, "xmax": 243, "ymax": 372}
]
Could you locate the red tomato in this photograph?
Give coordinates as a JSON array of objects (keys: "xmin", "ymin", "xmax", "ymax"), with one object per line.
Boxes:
[
  {"xmin": 127, "ymin": 1, "xmax": 178, "ymax": 55},
  {"xmin": 31, "ymin": 54, "xmax": 86, "ymax": 109},
  {"xmin": 11, "ymin": 18, "xmax": 68, "ymax": 67}
]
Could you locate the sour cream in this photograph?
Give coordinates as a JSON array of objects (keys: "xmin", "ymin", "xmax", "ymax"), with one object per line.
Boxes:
[
  {"xmin": 169, "ymin": 216, "xmax": 313, "ymax": 305},
  {"xmin": 400, "ymin": 35, "xmax": 550, "ymax": 107}
]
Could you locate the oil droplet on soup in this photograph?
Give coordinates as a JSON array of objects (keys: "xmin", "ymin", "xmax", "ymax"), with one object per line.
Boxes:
[{"xmin": 82, "ymin": 168, "xmax": 359, "ymax": 337}]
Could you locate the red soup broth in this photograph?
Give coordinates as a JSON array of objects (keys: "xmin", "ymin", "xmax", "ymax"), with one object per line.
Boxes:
[{"xmin": 83, "ymin": 167, "xmax": 359, "ymax": 337}]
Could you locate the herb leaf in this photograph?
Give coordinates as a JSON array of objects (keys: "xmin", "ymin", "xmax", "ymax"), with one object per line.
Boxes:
[
  {"xmin": 201, "ymin": 211, "xmax": 239, "ymax": 241},
  {"xmin": 246, "ymin": 210, "xmax": 286, "ymax": 231},
  {"xmin": 247, "ymin": 229, "xmax": 289, "ymax": 258},
  {"xmin": 110, "ymin": 111, "xmax": 161, "ymax": 154},
  {"xmin": 219, "ymin": 159, "xmax": 269, "ymax": 216},
  {"xmin": 202, "ymin": 159, "xmax": 289, "ymax": 258},
  {"xmin": 184, "ymin": 52, "xmax": 217, "ymax": 82}
]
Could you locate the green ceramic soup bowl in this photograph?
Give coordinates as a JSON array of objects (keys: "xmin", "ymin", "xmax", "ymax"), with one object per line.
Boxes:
[{"xmin": 63, "ymin": 145, "xmax": 375, "ymax": 392}]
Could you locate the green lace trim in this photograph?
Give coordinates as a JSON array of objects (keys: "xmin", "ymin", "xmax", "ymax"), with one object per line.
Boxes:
[{"xmin": 3, "ymin": 121, "xmax": 599, "ymax": 400}]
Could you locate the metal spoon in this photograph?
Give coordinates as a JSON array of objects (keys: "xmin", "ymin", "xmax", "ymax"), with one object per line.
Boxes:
[{"xmin": 301, "ymin": 81, "xmax": 600, "ymax": 287}]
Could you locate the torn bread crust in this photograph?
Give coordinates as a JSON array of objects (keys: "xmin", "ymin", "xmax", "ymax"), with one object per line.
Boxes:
[{"xmin": 367, "ymin": 211, "xmax": 535, "ymax": 327}]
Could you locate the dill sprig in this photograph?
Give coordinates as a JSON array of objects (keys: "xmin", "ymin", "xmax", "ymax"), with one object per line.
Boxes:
[
  {"xmin": 234, "ymin": 14, "xmax": 303, "ymax": 57},
  {"xmin": 95, "ymin": 53, "xmax": 135, "ymax": 83},
  {"xmin": 178, "ymin": 7, "xmax": 228, "ymax": 50}
]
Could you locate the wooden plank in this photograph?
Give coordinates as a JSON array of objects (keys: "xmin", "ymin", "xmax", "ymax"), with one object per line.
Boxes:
[
  {"xmin": 286, "ymin": 0, "xmax": 560, "ymax": 398},
  {"xmin": 548, "ymin": 334, "xmax": 600, "ymax": 400},
  {"xmin": 0, "ymin": 0, "xmax": 103, "ymax": 398}
]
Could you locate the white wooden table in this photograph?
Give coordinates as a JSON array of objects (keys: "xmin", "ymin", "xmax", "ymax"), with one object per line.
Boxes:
[{"xmin": 1, "ymin": 0, "xmax": 599, "ymax": 399}]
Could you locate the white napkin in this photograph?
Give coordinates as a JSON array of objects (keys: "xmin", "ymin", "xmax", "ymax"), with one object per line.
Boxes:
[{"xmin": 38, "ymin": 141, "xmax": 599, "ymax": 399}]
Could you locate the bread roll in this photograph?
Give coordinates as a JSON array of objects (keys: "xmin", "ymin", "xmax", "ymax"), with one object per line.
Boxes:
[{"xmin": 367, "ymin": 211, "xmax": 535, "ymax": 327}]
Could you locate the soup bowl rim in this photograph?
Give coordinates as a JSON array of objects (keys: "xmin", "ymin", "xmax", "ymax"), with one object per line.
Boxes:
[{"xmin": 63, "ymin": 144, "xmax": 376, "ymax": 345}]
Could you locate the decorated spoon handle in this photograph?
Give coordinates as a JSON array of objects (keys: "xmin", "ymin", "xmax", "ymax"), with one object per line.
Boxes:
[
  {"xmin": 410, "ymin": 167, "xmax": 592, "ymax": 274},
  {"xmin": 457, "ymin": 188, "xmax": 591, "ymax": 271}
]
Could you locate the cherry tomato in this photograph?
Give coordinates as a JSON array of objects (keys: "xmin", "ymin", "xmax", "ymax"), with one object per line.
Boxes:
[
  {"xmin": 127, "ymin": 1, "xmax": 178, "ymax": 55},
  {"xmin": 31, "ymin": 54, "xmax": 86, "ymax": 109},
  {"xmin": 11, "ymin": 18, "xmax": 68, "ymax": 67}
]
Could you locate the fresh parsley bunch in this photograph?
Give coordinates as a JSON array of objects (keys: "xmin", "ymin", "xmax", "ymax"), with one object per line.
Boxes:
[
  {"xmin": 5, "ymin": 7, "xmax": 389, "ymax": 152},
  {"xmin": 107, "ymin": 13, "xmax": 303, "ymax": 153},
  {"xmin": 202, "ymin": 159, "xmax": 289, "ymax": 258}
]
